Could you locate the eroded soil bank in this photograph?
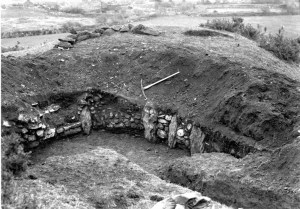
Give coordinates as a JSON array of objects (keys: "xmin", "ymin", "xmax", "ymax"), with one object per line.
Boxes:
[{"xmin": 2, "ymin": 26, "xmax": 300, "ymax": 209}]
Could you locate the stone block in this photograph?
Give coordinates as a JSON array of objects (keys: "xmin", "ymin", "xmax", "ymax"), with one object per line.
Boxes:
[
  {"xmin": 44, "ymin": 128, "xmax": 56, "ymax": 140},
  {"xmin": 177, "ymin": 129, "xmax": 185, "ymax": 137},
  {"xmin": 168, "ymin": 116, "xmax": 177, "ymax": 148},
  {"xmin": 158, "ymin": 119, "xmax": 168, "ymax": 124},
  {"xmin": 80, "ymin": 106, "xmax": 92, "ymax": 135},
  {"xmin": 190, "ymin": 126, "xmax": 205, "ymax": 155},
  {"xmin": 142, "ymin": 101, "xmax": 158, "ymax": 143}
]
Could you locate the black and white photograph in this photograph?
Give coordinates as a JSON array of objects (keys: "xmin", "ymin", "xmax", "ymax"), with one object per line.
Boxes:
[{"xmin": 1, "ymin": 0, "xmax": 300, "ymax": 208}]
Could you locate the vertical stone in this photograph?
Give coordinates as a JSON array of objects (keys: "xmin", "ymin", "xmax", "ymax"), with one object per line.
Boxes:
[
  {"xmin": 190, "ymin": 125, "xmax": 205, "ymax": 155},
  {"xmin": 142, "ymin": 101, "xmax": 158, "ymax": 143},
  {"xmin": 80, "ymin": 106, "xmax": 92, "ymax": 135},
  {"xmin": 168, "ymin": 115, "xmax": 177, "ymax": 148}
]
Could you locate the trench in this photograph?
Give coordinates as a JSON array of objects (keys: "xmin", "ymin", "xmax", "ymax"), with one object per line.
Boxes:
[{"xmin": 8, "ymin": 88, "xmax": 257, "ymax": 162}]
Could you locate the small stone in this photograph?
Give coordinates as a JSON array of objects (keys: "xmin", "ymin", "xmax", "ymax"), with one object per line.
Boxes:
[
  {"xmin": 28, "ymin": 135, "xmax": 36, "ymax": 141},
  {"xmin": 184, "ymin": 139, "xmax": 190, "ymax": 147},
  {"xmin": 44, "ymin": 128, "xmax": 56, "ymax": 139},
  {"xmin": 149, "ymin": 109, "xmax": 155, "ymax": 115},
  {"xmin": 131, "ymin": 123, "xmax": 137, "ymax": 129},
  {"xmin": 36, "ymin": 130, "xmax": 44, "ymax": 137},
  {"xmin": 130, "ymin": 117, "xmax": 135, "ymax": 122},
  {"xmin": 109, "ymin": 112, "xmax": 114, "ymax": 119},
  {"xmin": 28, "ymin": 123, "xmax": 41, "ymax": 130},
  {"xmin": 158, "ymin": 115, "xmax": 165, "ymax": 118},
  {"xmin": 125, "ymin": 114, "xmax": 130, "ymax": 119},
  {"xmin": 157, "ymin": 123, "xmax": 164, "ymax": 129},
  {"xmin": 57, "ymin": 127, "xmax": 64, "ymax": 134},
  {"xmin": 146, "ymin": 148, "xmax": 152, "ymax": 151},
  {"xmin": 103, "ymin": 28, "xmax": 115, "ymax": 36},
  {"xmin": 165, "ymin": 127, "xmax": 169, "ymax": 132},
  {"xmin": 90, "ymin": 106, "xmax": 95, "ymax": 110},
  {"xmin": 22, "ymin": 128, "xmax": 28, "ymax": 134},
  {"xmin": 177, "ymin": 129, "xmax": 185, "ymax": 137},
  {"xmin": 157, "ymin": 129, "xmax": 167, "ymax": 139},
  {"xmin": 187, "ymin": 123, "xmax": 193, "ymax": 131},
  {"xmin": 165, "ymin": 115, "xmax": 172, "ymax": 121},
  {"xmin": 134, "ymin": 119, "xmax": 140, "ymax": 124},
  {"xmin": 3, "ymin": 120, "xmax": 12, "ymax": 127},
  {"xmin": 158, "ymin": 119, "xmax": 168, "ymax": 124},
  {"xmin": 31, "ymin": 102, "xmax": 38, "ymax": 107}
]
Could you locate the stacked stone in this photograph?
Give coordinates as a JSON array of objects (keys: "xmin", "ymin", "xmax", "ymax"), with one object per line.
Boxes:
[
  {"xmin": 156, "ymin": 113, "xmax": 172, "ymax": 140},
  {"xmin": 17, "ymin": 112, "xmax": 55, "ymax": 148},
  {"xmin": 174, "ymin": 119, "xmax": 193, "ymax": 149}
]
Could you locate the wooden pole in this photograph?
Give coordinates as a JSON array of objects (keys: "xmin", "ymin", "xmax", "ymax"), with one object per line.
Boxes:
[{"xmin": 143, "ymin": 71, "xmax": 180, "ymax": 90}]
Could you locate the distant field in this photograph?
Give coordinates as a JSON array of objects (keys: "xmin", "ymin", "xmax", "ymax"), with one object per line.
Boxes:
[
  {"xmin": 1, "ymin": 8, "xmax": 95, "ymax": 33},
  {"xmin": 137, "ymin": 15, "xmax": 300, "ymax": 38}
]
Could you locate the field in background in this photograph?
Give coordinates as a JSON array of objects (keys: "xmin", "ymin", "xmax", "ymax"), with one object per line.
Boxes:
[{"xmin": 137, "ymin": 15, "xmax": 300, "ymax": 38}]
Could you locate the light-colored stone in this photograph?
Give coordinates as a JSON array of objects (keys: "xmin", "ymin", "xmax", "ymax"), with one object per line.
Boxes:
[
  {"xmin": 3, "ymin": 120, "xmax": 12, "ymax": 127},
  {"xmin": 157, "ymin": 123, "xmax": 164, "ymax": 129},
  {"xmin": 142, "ymin": 102, "xmax": 158, "ymax": 143},
  {"xmin": 22, "ymin": 128, "xmax": 28, "ymax": 134},
  {"xmin": 190, "ymin": 125, "xmax": 205, "ymax": 155},
  {"xmin": 158, "ymin": 119, "xmax": 168, "ymax": 124},
  {"xmin": 187, "ymin": 123, "xmax": 193, "ymax": 131},
  {"xmin": 81, "ymin": 106, "xmax": 92, "ymax": 135},
  {"xmin": 165, "ymin": 115, "xmax": 172, "ymax": 121},
  {"xmin": 36, "ymin": 130, "xmax": 44, "ymax": 137},
  {"xmin": 44, "ymin": 128, "xmax": 56, "ymax": 139},
  {"xmin": 158, "ymin": 115, "xmax": 165, "ymax": 118},
  {"xmin": 57, "ymin": 127, "xmax": 64, "ymax": 134},
  {"xmin": 157, "ymin": 129, "xmax": 167, "ymax": 139},
  {"xmin": 168, "ymin": 116, "xmax": 177, "ymax": 148},
  {"xmin": 177, "ymin": 129, "xmax": 185, "ymax": 137}
]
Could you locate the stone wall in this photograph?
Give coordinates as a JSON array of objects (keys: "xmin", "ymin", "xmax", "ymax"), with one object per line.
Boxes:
[{"xmin": 2, "ymin": 89, "xmax": 256, "ymax": 158}]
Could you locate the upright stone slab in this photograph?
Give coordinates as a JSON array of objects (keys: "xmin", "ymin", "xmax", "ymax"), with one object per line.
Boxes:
[
  {"xmin": 80, "ymin": 106, "xmax": 92, "ymax": 135},
  {"xmin": 142, "ymin": 101, "xmax": 158, "ymax": 143},
  {"xmin": 190, "ymin": 125, "xmax": 205, "ymax": 155},
  {"xmin": 168, "ymin": 115, "xmax": 177, "ymax": 148}
]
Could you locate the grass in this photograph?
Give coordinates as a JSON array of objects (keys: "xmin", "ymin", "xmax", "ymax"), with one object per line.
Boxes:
[{"xmin": 200, "ymin": 17, "xmax": 300, "ymax": 62}]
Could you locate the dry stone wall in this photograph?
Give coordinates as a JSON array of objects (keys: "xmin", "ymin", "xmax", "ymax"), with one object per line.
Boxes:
[{"xmin": 3, "ymin": 89, "xmax": 256, "ymax": 158}]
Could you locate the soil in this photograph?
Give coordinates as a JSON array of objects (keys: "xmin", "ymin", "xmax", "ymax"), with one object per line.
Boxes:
[
  {"xmin": 2, "ymin": 26, "xmax": 300, "ymax": 151},
  {"xmin": 2, "ymin": 25, "xmax": 300, "ymax": 208},
  {"xmin": 29, "ymin": 131, "xmax": 189, "ymax": 175}
]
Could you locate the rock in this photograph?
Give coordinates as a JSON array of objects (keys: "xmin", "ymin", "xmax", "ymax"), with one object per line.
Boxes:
[
  {"xmin": 77, "ymin": 31, "xmax": 91, "ymax": 36},
  {"xmin": 103, "ymin": 28, "xmax": 115, "ymax": 36},
  {"xmin": 77, "ymin": 35, "xmax": 90, "ymax": 42},
  {"xmin": 120, "ymin": 24, "xmax": 130, "ymax": 33},
  {"xmin": 165, "ymin": 115, "xmax": 172, "ymax": 121},
  {"xmin": 164, "ymin": 127, "xmax": 169, "ymax": 132},
  {"xmin": 94, "ymin": 28, "xmax": 104, "ymax": 34},
  {"xmin": 184, "ymin": 139, "xmax": 190, "ymax": 148},
  {"xmin": 168, "ymin": 116, "xmax": 178, "ymax": 148},
  {"xmin": 55, "ymin": 41, "xmax": 73, "ymax": 49},
  {"xmin": 187, "ymin": 123, "xmax": 193, "ymax": 131},
  {"xmin": 28, "ymin": 123, "xmax": 42, "ymax": 130},
  {"xmin": 158, "ymin": 115, "xmax": 165, "ymax": 118},
  {"xmin": 67, "ymin": 34, "xmax": 78, "ymax": 39},
  {"xmin": 70, "ymin": 28, "xmax": 77, "ymax": 34},
  {"xmin": 190, "ymin": 126, "xmax": 205, "ymax": 155},
  {"xmin": 158, "ymin": 119, "xmax": 168, "ymax": 124},
  {"xmin": 89, "ymin": 33, "xmax": 100, "ymax": 38},
  {"xmin": 109, "ymin": 112, "xmax": 114, "ymax": 119},
  {"xmin": 64, "ymin": 127, "xmax": 82, "ymax": 136},
  {"xmin": 47, "ymin": 104, "xmax": 60, "ymax": 113},
  {"xmin": 131, "ymin": 24, "xmax": 160, "ymax": 36},
  {"xmin": 177, "ymin": 129, "xmax": 185, "ymax": 137},
  {"xmin": 80, "ymin": 107, "xmax": 92, "ymax": 135},
  {"xmin": 36, "ymin": 130, "xmax": 44, "ymax": 137},
  {"xmin": 58, "ymin": 37, "xmax": 76, "ymax": 45},
  {"xmin": 134, "ymin": 114, "xmax": 141, "ymax": 119},
  {"xmin": 157, "ymin": 123, "xmax": 164, "ymax": 129},
  {"xmin": 142, "ymin": 101, "xmax": 158, "ymax": 143},
  {"xmin": 44, "ymin": 128, "xmax": 56, "ymax": 139},
  {"xmin": 28, "ymin": 135, "xmax": 36, "ymax": 141},
  {"xmin": 3, "ymin": 120, "xmax": 12, "ymax": 127},
  {"xmin": 57, "ymin": 127, "xmax": 64, "ymax": 134},
  {"xmin": 22, "ymin": 128, "xmax": 28, "ymax": 134},
  {"xmin": 101, "ymin": 25, "xmax": 110, "ymax": 30},
  {"xmin": 157, "ymin": 129, "xmax": 167, "ymax": 139},
  {"xmin": 130, "ymin": 117, "xmax": 135, "ymax": 122},
  {"xmin": 111, "ymin": 25, "xmax": 121, "ymax": 31}
]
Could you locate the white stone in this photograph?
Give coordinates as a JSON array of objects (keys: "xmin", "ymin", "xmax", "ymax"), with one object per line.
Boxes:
[
  {"xmin": 158, "ymin": 119, "xmax": 168, "ymax": 124},
  {"xmin": 157, "ymin": 129, "xmax": 167, "ymax": 139},
  {"xmin": 36, "ymin": 130, "xmax": 44, "ymax": 137},
  {"xmin": 3, "ymin": 120, "xmax": 11, "ymax": 127},
  {"xmin": 165, "ymin": 115, "xmax": 172, "ymax": 121},
  {"xmin": 177, "ymin": 129, "xmax": 185, "ymax": 137},
  {"xmin": 28, "ymin": 135, "xmax": 36, "ymax": 141},
  {"xmin": 187, "ymin": 123, "xmax": 193, "ymax": 131},
  {"xmin": 44, "ymin": 128, "xmax": 56, "ymax": 139}
]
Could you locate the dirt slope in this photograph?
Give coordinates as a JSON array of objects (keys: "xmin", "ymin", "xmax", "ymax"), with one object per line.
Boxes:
[{"xmin": 2, "ymin": 26, "xmax": 300, "ymax": 151}]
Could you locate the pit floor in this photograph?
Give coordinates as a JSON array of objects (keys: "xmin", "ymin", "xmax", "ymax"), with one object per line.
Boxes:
[{"xmin": 29, "ymin": 130, "xmax": 189, "ymax": 175}]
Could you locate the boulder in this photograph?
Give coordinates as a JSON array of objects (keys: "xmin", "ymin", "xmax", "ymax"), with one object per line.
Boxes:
[
  {"xmin": 103, "ymin": 28, "xmax": 115, "ymax": 36},
  {"xmin": 131, "ymin": 24, "xmax": 160, "ymax": 36},
  {"xmin": 168, "ymin": 116, "xmax": 178, "ymax": 148},
  {"xmin": 55, "ymin": 41, "xmax": 73, "ymax": 49},
  {"xmin": 58, "ymin": 37, "xmax": 76, "ymax": 45},
  {"xmin": 142, "ymin": 101, "xmax": 158, "ymax": 143},
  {"xmin": 80, "ymin": 107, "xmax": 92, "ymax": 135},
  {"xmin": 190, "ymin": 125, "xmax": 205, "ymax": 155}
]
